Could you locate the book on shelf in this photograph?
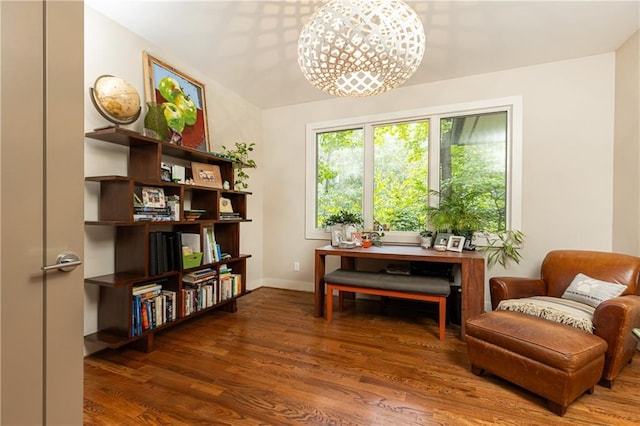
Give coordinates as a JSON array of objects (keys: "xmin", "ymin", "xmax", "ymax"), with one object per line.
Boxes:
[
  {"xmin": 133, "ymin": 205, "xmax": 173, "ymax": 222},
  {"xmin": 149, "ymin": 231, "xmax": 183, "ymax": 275},
  {"xmin": 182, "ymin": 277, "xmax": 217, "ymax": 316},
  {"xmin": 219, "ymin": 212, "xmax": 241, "ymax": 220},
  {"xmin": 182, "ymin": 268, "xmax": 217, "ymax": 283},
  {"xmin": 203, "ymin": 227, "xmax": 218, "ymax": 264},
  {"xmin": 218, "ymin": 268, "xmax": 241, "ymax": 301},
  {"xmin": 131, "ymin": 283, "xmax": 176, "ymax": 337},
  {"xmin": 132, "ymin": 282, "xmax": 161, "ymax": 294}
]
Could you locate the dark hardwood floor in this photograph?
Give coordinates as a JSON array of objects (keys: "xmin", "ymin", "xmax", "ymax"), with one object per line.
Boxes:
[{"xmin": 84, "ymin": 287, "xmax": 640, "ymax": 425}]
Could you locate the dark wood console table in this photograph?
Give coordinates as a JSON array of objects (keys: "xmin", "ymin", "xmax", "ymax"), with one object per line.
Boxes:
[{"xmin": 314, "ymin": 244, "xmax": 486, "ymax": 338}]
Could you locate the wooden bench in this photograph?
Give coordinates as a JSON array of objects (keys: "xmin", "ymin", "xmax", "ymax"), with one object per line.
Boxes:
[{"xmin": 324, "ymin": 268, "xmax": 451, "ymax": 340}]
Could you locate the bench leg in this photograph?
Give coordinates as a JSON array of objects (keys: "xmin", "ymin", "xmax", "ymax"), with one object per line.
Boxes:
[
  {"xmin": 439, "ymin": 297, "xmax": 446, "ymax": 341},
  {"xmin": 326, "ymin": 284, "xmax": 333, "ymax": 323},
  {"xmin": 338, "ymin": 290, "xmax": 344, "ymax": 312}
]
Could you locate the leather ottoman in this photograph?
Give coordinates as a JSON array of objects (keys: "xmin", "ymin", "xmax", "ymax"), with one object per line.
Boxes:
[{"xmin": 465, "ymin": 310, "xmax": 607, "ymax": 416}]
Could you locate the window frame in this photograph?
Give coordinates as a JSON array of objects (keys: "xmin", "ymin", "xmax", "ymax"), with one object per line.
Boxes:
[{"xmin": 305, "ymin": 96, "xmax": 523, "ymax": 244}]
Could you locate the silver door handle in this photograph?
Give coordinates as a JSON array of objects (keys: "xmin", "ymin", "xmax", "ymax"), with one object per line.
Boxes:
[{"xmin": 42, "ymin": 251, "xmax": 82, "ymax": 272}]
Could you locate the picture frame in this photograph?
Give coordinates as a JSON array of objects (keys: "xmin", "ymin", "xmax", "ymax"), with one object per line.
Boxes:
[
  {"xmin": 351, "ymin": 232, "xmax": 362, "ymax": 246},
  {"xmin": 143, "ymin": 51, "xmax": 210, "ymax": 152},
  {"xmin": 141, "ymin": 187, "xmax": 166, "ymax": 208},
  {"xmin": 331, "ymin": 228, "xmax": 344, "ymax": 247},
  {"xmin": 434, "ymin": 232, "xmax": 453, "ymax": 248},
  {"xmin": 160, "ymin": 162, "xmax": 172, "ymax": 182},
  {"xmin": 171, "ymin": 165, "xmax": 186, "ymax": 184},
  {"xmin": 447, "ymin": 236, "xmax": 466, "ymax": 252},
  {"xmin": 191, "ymin": 162, "xmax": 223, "ymax": 188}
]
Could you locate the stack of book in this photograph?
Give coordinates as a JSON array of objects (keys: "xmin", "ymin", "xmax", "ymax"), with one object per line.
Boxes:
[
  {"xmin": 134, "ymin": 187, "xmax": 174, "ymax": 221},
  {"xmin": 134, "ymin": 206, "xmax": 173, "ymax": 222},
  {"xmin": 182, "ymin": 268, "xmax": 217, "ymax": 316},
  {"xmin": 131, "ymin": 281, "xmax": 176, "ymax": 337},
  {"xmin": 182, "ymin": 268, "xmax": 216, "ymax": 283},
  {"xmin": 219, "ymin": 212, "xmax": 242, "ymax": 220}
]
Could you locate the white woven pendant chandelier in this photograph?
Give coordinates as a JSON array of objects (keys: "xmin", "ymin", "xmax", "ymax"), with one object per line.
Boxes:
[{"xmin": 297, "ymin": 0, "xmax": 425, "ymax": 97}]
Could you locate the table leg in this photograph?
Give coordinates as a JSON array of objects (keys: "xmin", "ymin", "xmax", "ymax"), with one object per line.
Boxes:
[
  {"xmin": 460, "ymin": 257, "xmax": 485, "ymax": 339},
  {"xmin": 314, "ymin": 252, "xmax": 326, "ymax": 317}
]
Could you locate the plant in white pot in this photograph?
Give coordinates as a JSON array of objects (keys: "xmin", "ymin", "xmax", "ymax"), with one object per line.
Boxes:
[{"xmin": 419, "ymin": 229, "xmax": 433, "ymax": 249}]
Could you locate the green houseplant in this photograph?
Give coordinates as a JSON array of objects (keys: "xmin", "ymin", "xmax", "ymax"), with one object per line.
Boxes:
[
  {"xmin": 322, "ymin": 209, "xmax": 362, "ymax": 228},
  {"xmin": 482, "ymin": 230, "xmax": 525, "ymax": 268},
  {"xmin": 222, "ymin": 142, "xmax": 256, "ymax": 190},
  {"xmin": 426, "ymin": 189, "xmax": 487, "ymax": 237},
  {"xmin": 322, "ymin": 210, "xmax": 363, "ymax": 246},
  {"xmin": 419, "ymin": 229, "xmax": 433, "ymax": 249},
  {"xmin": 426, "ymin": 188, "xmax": 524, "ymax": 267}
]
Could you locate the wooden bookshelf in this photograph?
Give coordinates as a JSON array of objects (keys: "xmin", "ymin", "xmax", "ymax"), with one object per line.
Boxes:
[{"xmin": 85, "ymin": 127, "xmax": 251, "ymax": 352}]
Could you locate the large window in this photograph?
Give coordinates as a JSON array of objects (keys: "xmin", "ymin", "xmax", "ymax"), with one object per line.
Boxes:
[{"xmin": 305, "ymin": 98, "xmax": 522, "ymax": 243}]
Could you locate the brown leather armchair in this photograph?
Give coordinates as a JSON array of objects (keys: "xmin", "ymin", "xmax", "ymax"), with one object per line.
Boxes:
[{"xmin": 490, "ymin": 250, "xmax": 640, "ymax": 387}]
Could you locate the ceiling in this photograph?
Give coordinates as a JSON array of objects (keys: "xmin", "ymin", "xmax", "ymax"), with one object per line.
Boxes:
[{"xmin": 86, "ymin": 0, "xmax": 639, "ymax": 109}]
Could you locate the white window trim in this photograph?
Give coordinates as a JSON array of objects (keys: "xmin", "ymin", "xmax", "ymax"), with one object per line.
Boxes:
[{"xmin": 305, "ymin": 96, "xmax": 523, "ymax": 244}]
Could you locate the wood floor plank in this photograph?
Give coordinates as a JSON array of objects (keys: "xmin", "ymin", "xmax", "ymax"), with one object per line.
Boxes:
[{"xmin": 84, "ymin": 287, "xmax": 640, "ymax": 425}]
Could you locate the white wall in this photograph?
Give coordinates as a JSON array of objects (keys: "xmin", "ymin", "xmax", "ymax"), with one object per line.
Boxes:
[
  {"xmin": 262, "ymin": 53, "xmax": 618, "ymax": 310},
  {"xmin": 613, "ymin": 31, "xmax": 640, "ymax": 255},
  {"xmin": 83, "ymin": 7, "xmax": 264, "ymax": 350}
]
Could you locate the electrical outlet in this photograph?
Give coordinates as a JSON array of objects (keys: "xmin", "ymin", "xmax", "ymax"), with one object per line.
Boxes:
[{"xmin": 293, "ymin": 261, "xmax": 300, "ymax": 272}]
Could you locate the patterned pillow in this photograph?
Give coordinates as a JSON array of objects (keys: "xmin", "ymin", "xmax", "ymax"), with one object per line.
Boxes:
[{"xmin": 561, "ymin": 273, "xmax": 627, "ymax": 308}]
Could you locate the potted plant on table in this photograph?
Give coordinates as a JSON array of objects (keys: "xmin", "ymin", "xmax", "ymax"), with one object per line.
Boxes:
[
  {"xmin": 419, "ymin": 229, "xmax": 433, "ymax": 249},
  {"xmin": 323, "ymin": 210, "xmax": 362, "ymax": 246},
  {"xmin": 427, "ymin": 186, "xmax": 524, "ymax": 267}
]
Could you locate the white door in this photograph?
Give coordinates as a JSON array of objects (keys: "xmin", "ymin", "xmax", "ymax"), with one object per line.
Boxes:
[{"xmin": 1, "ymin": 1, "xmax": 84, "ymax": 424}]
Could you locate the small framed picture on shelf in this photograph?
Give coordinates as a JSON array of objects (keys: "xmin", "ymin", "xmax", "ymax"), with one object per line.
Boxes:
[
  {"xmin": 141, "ymin": 187, "xmax": 166, "ymax": 208},
  {"xmin": 191, "ymin": 162, "xmax": 223, "ymax": 188},
  {"xmin": 447, "ymin": 236, "xmax": 465, "ymax": 252},
  {"xmin": 351, "ymin": 232, "xmax": 362, "ymax": 246},
  {"xmin": 171, "ymin": 165, "xmax": 186, "ymax": 183},
  {"xmin": 160, "ymin": 163, "xmax": 172, "ymax": 182}
]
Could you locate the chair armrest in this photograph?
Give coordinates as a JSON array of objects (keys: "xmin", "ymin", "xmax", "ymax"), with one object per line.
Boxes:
[
  {"xmin": 593, "ymin": 295, "xmax": 640, "ymax": 384},
  {"xmin": 489, "ymin": 277, "xmax": 546, "ymax": 310}
]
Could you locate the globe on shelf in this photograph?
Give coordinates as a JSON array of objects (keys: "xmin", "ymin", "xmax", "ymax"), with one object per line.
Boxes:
[{"xmin": 90, "ymin": 75, "xmax": 141, "ymax": 127}]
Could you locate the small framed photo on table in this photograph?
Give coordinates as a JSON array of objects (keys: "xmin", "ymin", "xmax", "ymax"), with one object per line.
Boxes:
[
  {"xmin": 447, "ymin": 236, "xmax": 465, "ymax": 252},
  {"xmin": 434, "ymin": 232, "xmax": 453, "ymax": 248}
]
